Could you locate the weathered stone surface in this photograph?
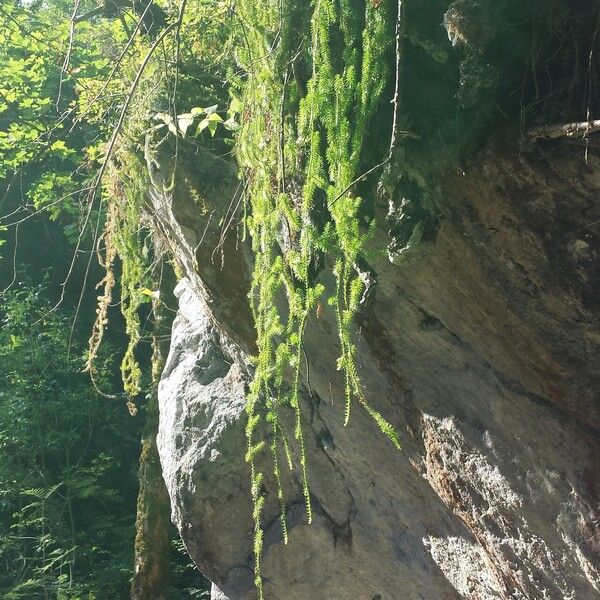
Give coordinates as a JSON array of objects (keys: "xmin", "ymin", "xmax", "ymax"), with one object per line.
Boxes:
[
  {"xmin": 157, "ymin": 278, "xmax": 253, "ymax": 596},
  {"xmin": 155, "ymin": 136, "xmax": 600, "ymax": 599},
  {"xmin": 152, "ymin": 1, "xmax": 600, "ymax": 595}
]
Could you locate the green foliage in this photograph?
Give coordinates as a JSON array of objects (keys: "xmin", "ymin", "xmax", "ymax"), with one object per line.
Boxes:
[
  {"xmin": 0, "ymin": 284, "xmax": 140, "ymax": 599},
  {"xmin": 154, "ymin": 100, "xmax": 240, "ymax": 138},
  {"xmin": 1, "ymin": 0, "xmax": 238, "ymax": 403},
  {"xmin": 0, "ymin": 2, "xmax": 63, "ymax": 179},
  {"xmin": 0, "ymin": 0, "xmax": 121, "ymax": 224},
  {"xmin": 169, "ymin": 538, "xmax": 211, "ymax": 599},
  {"xmin": 2, "ymin": 0, "xmax": 402, "ymax": 597},
  {"xmin": 109, "ymin": 153, "xmax": 152, "ymax": 404},
  {"xmin": 0, "ymin": 0, "xmax": 230, "ymax": 598},
  {"xmin": 236, "ymin": 0, "xmax": 402, "ymax": 594}
]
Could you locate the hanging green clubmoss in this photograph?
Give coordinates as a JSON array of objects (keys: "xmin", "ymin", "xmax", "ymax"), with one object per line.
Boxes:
[
  {"xmin": 82, "ymin": 2, "xmax": 403, "ymax": 594},
  {"xmin": 236, "ymin": 0, "xmax": 402, "ymax": 595},
  {"xmin": 87, "ymin": 147, "xmax": 152, "ymax": 414},
  {"xmin": 112, "ymin": 156, "xmax": 151, "ymax": 405}
]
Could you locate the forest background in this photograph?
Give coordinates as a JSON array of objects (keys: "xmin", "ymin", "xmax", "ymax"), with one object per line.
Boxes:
[{"xmin": 0, "ymin": 0, "xmax": 236, "ymax": 597}]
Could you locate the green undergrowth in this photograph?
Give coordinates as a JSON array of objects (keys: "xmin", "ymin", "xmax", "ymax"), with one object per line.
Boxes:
[{"xmin": 236, "ymin": 0, "xmax": 402, "ymax": 595}]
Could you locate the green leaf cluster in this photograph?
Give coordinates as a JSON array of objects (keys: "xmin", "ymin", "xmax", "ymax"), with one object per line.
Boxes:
[{"xmin": 0, "ymin": 0, "xmax": 130, "ymax": 247}]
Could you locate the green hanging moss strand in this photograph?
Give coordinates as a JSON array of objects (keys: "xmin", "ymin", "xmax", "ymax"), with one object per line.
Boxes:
[{"xmin": 236, "ymin": 0, "xmax": 402, "ymax": 595}]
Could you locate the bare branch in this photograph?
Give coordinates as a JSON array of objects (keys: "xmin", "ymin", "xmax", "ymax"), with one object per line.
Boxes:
[
  {"xmin": 526, "ymin": 119, "xmax": 600, "ymax": 140},
  {"xmin": 73, "ymin": 6, "xmax": 104, "ymax": 23},
  {"xmin": 57, "ymin": 0, "xmax": 82, "ymax": 109}
]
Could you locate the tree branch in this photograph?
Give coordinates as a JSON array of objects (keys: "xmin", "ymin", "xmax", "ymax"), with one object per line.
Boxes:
[
  {"xmin": 526, "ymin": 119, "xmax": 600, "ymax": 140},
  {"xmin": 74, "ymin": 6, "xmax": 104, "ymax": 23}
]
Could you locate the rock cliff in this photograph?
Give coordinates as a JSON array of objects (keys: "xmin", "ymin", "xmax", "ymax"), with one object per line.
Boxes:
[
  {"xmin": 153, "ymin": 135, "xmax": 600, "ymax": 599},
  {"xmin": 152, "ymin": 1, "xmax": 600, "ymax": 598}
]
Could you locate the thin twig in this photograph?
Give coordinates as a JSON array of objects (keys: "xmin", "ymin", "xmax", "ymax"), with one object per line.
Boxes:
[
  {"xmin": 211, "ymin": 179, "xmax": 244, "ymax": 268},
  {"xmin": 1, "ymin": 186, "xmax": 94, "ymax": 227},
  {"xmin": 302, "ymin": 341, "xmax": 313, "ymax": 397},
  {"xmin": 0, "ymin": 5, "xmax": 48, "ymax": 45},
  {"xmin": 168, "ymin": 0, "xmax": 189, "ymax": 192},
  {"xmin": 74, "ymin": 6, "xmax": 104, "ymax": 23},
  {"xmin": 57, "ymin": 0, "xmax": 82, "ymax": 110},
  {"xmin": 328, "ymin": 0, "xmax": 405, "ymax": 207}
]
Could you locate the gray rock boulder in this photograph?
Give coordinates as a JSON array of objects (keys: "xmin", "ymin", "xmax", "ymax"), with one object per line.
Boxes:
[{"xmin": 154, "ymin": 136, "xmax": 600, "ymax": 599}]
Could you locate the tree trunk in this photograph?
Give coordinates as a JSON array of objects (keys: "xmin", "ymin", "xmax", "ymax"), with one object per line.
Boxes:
[{"xmin": 131, "ymin": 275, "xmax": 174, "ymax": 600}]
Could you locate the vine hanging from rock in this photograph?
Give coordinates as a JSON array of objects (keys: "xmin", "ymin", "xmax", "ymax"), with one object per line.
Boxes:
[{"xmin": 236, "ymin": 0, "xmax": 403, "ymax": 594}]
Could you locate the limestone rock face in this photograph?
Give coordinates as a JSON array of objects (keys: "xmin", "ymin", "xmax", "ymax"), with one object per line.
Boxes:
[{"xmin": 154, "ymin": 136, "xmax": 600, "ymax": 600}]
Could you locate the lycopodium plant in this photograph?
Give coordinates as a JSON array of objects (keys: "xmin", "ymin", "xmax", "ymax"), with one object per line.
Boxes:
[
  {"xmin": 236, "ymin": 0, "xmax": 402, "ymax": 596},
  {"xmin": 86, "ymin": 146, "xmax": 152, "ymax": 415}
]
